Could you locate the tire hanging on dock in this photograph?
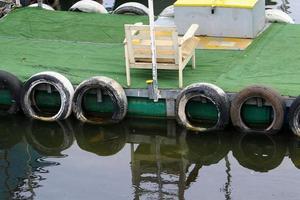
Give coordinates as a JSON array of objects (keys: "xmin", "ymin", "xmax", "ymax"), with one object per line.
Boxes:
[
  {"xmin": 0, "ymin": 70, "xmax": 22, "ymax": 114},
  {"xmin": 230, "ymin": 85, "xmax": 285, "ymax": 134},
  {"xmin": 69, "ymin": 0, "xmax": 108, "ymax": 13},
  {"xmin": 28, "ymin": 3, "xmax": 55, "ymax": 11},
  {"xmin": 159, "ymin": 5, "xmax": 174, "ymax": 17},
  {"xmin": 113, "ymin": 2, "xmax": 149, "ymax": 15},
  {"xmin": 175, "ymin": 83, "xmax": 230, "ymax": 132},
  {"xmin": 21, "ymin": 71, "xmax": 74, "ymax": 121},
  {"xmin": 72, "ymin": 76, "xmax": 127, "ymax": 124},
  {"xmin": 288, "ymin": 96, "xmax": 300, "ymax": 136}
]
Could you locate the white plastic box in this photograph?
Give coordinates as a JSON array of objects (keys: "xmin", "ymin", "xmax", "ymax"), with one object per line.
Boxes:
[{"xmin": 174, "ymin": 0, "xmax": 266, "ymax": 38}]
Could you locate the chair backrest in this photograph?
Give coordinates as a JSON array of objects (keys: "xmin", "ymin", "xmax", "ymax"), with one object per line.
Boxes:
[{"xmin": 124, "ymin": 24, "xmax": 180, "ymax": 65}]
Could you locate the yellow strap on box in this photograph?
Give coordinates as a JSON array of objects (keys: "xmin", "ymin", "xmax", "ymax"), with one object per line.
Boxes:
[{"xmin": 174, "ymin": 0, "xmax": 259, "ymax": 9}]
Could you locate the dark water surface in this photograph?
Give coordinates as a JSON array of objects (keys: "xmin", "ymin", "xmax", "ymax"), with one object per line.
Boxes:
[{"xmin": 1, "ymin": 116, "xmax": 300, "ymax": 200}]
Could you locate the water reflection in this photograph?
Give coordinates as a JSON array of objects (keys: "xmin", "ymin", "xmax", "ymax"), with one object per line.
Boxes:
[
  {"xmin": 289, "ymin": 137, "xmax": 300, "ymax": 169},
  {"xmin": 76, "ymin": 123, "xmax": 126, "ymax": 156},
  {"xmin": 0, "ymin": 117, "xmax": 66, "ymax": 199},
  {"xmin": 25, "ymin": 120, "xmax": 74, "ymax": 157},
  {"xmin": 232, "ymin": 133, "xmax": 287, "ymax": 172},
  {"xmin": 0, "ymin": 117, "xmax": 300, "ymax": 199}
]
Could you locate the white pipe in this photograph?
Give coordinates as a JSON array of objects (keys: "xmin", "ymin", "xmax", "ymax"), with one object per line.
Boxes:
[{"xmin": 148, "ymin": 0, "xmax": 159, "ymax": 102}]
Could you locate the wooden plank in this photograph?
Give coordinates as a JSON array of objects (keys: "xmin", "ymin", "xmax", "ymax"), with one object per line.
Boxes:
[
  {"xmin": 133, "ymin": 45, "xmax": 174, "ymax": 50},
  {"xmin": 131, "ymin": 63, "xmax": 179, "ymax": 70},
  {"xmin": 134, "ymin": 54, "xmax": 176, "ymax": 59},
  {"xmin": 125, "ymin": 25, "xmax": 135, "ymax": 64},
  {"xmin": 127, "ymin": 25, "xmax": 176, "ymax": 32},
  {"xmin": 132, "ymin": 34, "xmax": 173, "ymax": 41}
]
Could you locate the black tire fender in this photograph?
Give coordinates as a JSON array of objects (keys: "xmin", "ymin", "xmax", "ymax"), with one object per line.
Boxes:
[
  {"xmin": 0, "ymin": 70, "xmax": 22, "ymax": 114},
  {"xmin": 113, "ymin": 2, "xmax": 149, "ymax": 15},
  {"xmin": 175, "ymin": 83, "xmax": 230, "ymax": 132},
  {"xmin": 230, "ymin": 85, "xmax": 285, "ymax": 134},
  {"xmin": 72, "ymin": 76, "xmax": 127, "ymax": 124},
  {"xmin": 288, "ymin": 96, "xmax": 300, "ymax": 136},
  {"xmin": 21, "ymin": 71, "xmax": 74, "ymax": 121}
]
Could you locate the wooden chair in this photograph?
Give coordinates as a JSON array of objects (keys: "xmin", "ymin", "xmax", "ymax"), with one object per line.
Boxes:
[{"xmin": 124, "ymin": 23, "xmax": 199, "ymax": 88}]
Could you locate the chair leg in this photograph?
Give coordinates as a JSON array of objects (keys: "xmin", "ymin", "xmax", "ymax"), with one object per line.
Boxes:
[
  {"xmin": 125, "ymin": 47, "xmax": 131, "ymax": 86},
  {"xmin": 179, "ymin": 68, "xmax": 183, "ymax": 88},
  {"xmin": 192, "ymin": 50, "xmax": 196, "ymax": 69},
  {"xmin": 126, "ymin": 62, "xmax": 131, "ymax": 86}
]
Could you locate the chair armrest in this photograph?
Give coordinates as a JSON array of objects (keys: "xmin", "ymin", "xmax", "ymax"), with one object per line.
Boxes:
[
  {"xmin": 134, "ymin": 22, "xmax": 144, "ymax": 26},
  {"xmin": 123, "ymin": 22, "xmax": 144, "ymax": 44},
  {"xmin": 180, "ymin": 24, "xmax": 199, "ymax": 45}
]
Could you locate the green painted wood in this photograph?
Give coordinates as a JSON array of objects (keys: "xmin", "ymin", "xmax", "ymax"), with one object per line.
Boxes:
[
  {"xmin": 186, "ymin": 101, "xmax": 218, "ymax": 120},
  {"xmin": 0, "ymin": 89, "xmax": 269, "ymax": 122},
  {"xmin": 127, "ymin": 97, "xmax": 166, "ymax": 117},
  {"xmin": 241, "ymin": 105, "xmax": 271, "ymax": 124}
]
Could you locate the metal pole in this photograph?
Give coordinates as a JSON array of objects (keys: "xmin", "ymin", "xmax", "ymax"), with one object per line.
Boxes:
[{"xmin": 148, "ymin": 0, "xmax": 159, "ymax": 102}]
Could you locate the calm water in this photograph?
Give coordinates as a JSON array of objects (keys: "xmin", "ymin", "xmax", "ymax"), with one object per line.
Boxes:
[
  {"xmin": 0, "ymin": 116, "xmax": 300, "ymax": 200},
  {"xmin": 1, "ymin": 1, "xmax": 300, "ymax": 200}
]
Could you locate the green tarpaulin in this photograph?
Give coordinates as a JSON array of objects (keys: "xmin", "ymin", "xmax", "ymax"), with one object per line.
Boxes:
[{"xmin": 0, "ymin": 8, "xmax": 300, "ymax": 96}]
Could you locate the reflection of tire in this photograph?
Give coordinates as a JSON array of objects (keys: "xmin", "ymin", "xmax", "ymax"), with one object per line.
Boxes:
[
  {"xmin": 289, "ymin": 136, "xmax": 300, "ymax": 169},
  {"xmin": 230, "ymin": 85, "xmax": 285, "ymax": 134},
  {"xmin": 21, "ymin": 71, "xmax": 74, "ymax": 121},
  {"xmin": 25, "ymin": 119, "xmax": 74, "ymax": 156},
  {"xmin": 113, "ymin": 2, "xmax": 149, "ymax": 15},
  {"xmin": 232, "ymin": 133, "xmax": 286, "ymax": 172},
  {"xmin": 186, "ymin": 132, "xmax": 231, "ymax": 165},
  {"xmin": 0, "ymin": 71, "xmax": 22, "ymax": 114},
  {"xmin": 72, "ymin": 76, "xmax": 127, "ymax": 124},
  {"xmin": 75, "ymin": 122, "xmax": 127, "ymax": 156},
  {"xmin": 288, "ymin": 96, "xmax": 300, "ymax": 136},
  {"xmin": 175, "ymin": 83, "xmax": 230, "ymax": 132},
  {"xmin": 0, "ymin": 116, "xmax": 23, "ymax": 149}
]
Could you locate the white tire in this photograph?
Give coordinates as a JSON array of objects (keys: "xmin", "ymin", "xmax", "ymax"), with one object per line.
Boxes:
[
  {"xmin": 21, "ymin": 71, "xmax": 74, "ymax": 121},
  {"xmin": 113, "ymin": 2, "xmax": 148, "ymax": 15},
  {"xmin": 69, "ymin": 0, "xmax": 108, "ymax": 14},
  {"xmin": 159, "ymin": 5, "xmax": 174, "ymax": 17},
  {"xmin": 29, "ymin": 3, "xmax": 55, "ymax": 11}
]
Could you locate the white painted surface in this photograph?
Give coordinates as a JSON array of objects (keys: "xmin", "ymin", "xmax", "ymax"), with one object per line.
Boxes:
[{"xmin": 174, "ymin": 0, "xmax": 266, "ymax": 38}]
